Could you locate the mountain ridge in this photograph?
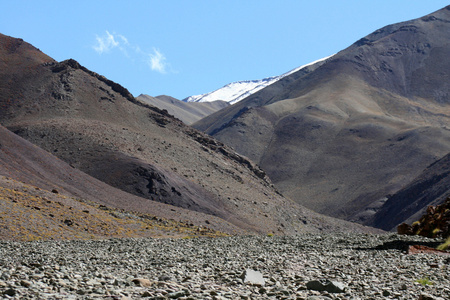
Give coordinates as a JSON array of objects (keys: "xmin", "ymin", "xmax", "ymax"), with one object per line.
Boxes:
[{"xmin": 183, "ymin": 55, "xmax": 333, "ymax": 104}]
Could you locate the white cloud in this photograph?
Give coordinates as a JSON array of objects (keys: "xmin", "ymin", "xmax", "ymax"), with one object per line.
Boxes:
[
  {"xmin": 93, "ymin": 31, "xmax": 119, "ymax": 54},
  {"xmin": 148, "ymin": 48, "xmax": 167, "ymax": 74},
  {"xmin": 118, "ymin": 34, "xmax": 129, "ymax": 45},
  {"xmin": 93, "ymin": 31, "xmax": 173, "ymax": 74}
]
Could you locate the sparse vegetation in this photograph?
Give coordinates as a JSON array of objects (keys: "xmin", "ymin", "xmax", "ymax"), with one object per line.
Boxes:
[
  {"xmin": 0, "ymin": 178, "xmax": 228, "ymax": 241},
  {"xmin": 437, "ymin": 237, "xmax": 450, "ymax": 251},
  {"xmin": 432, "ymin": 228, "xmax": 441, "ymax": 237},
  {"xmin": 415, "ymin": 277, "xmax": 434, "ymax": 286}
]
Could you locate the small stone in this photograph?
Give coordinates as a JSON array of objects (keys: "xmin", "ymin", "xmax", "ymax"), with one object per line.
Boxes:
[
  {"xmin": 240, "ymin": 269, "xmax": 265, "ymax": 286},
  {"xmin": 132, "ymin": 278, "xmax": 153, "ymax": 287},
  {"xmin": 141, "ymin": 291, "xmax": 152, "ymax": 297},
  {"xmin": 306, "ymin": 280, "xmax": 346, "ymax": 293},
  {"xmin": 159, "ymin": 275, "xmax": 171, "ymax": 282},
  {"xmin": 418, "ymin": 294, "xmax": 443, "ymax": 300},
  {"xmin": 20, "ymin": 280, "xmax": 32, "ymax": 287},
  {"xmin": 168, "ymin": 291, "xmax": 186, "ymax": 299},
  {"xmin": 3, "ymin": 288, "xmax": 16, "ymax": 296}
]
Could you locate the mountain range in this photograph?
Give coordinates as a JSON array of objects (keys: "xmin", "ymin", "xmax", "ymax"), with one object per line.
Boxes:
[
  {"xmin": 1, "ymin": 6, "xmax": 450, "ymax": 240},
  {"xmin": 0, "ymin": 33, "xmax": 376, "ymax": 240},
  {"xmin": 136, "ymin": 56, "xmax": 333, "ymax": 125},
  {"xmin": 193, "ymin": 5, "xmax": 450, "ymax": 230}
]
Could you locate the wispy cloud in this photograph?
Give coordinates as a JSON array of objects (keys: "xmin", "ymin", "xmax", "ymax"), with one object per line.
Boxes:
[
  {"xmin": 148, "ymin": 48, "xmax": 167, "ymax": 74},
  {"xmin": 92, "ymin": 31, "xmax": 173, "ymax": 74},
  {"xmin": 93, "ymin": 31, "xmax": 119, "ymax": 54}
]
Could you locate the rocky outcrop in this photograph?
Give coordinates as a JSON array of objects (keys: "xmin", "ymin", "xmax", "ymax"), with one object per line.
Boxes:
[
  {"xmin": 398, "ymin": 197, "xmax": 450, "ymax": 238},
  {"xmin": 51, "ymin": 59, "xmax": 135, "ymax": 102}
]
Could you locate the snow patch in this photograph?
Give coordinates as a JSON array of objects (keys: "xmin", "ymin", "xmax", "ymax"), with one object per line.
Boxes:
[{"xmin": 183, "ymin": 54, "xmax": 334, "ymax": 104}]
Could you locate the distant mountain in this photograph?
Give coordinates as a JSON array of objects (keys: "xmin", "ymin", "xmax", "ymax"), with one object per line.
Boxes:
[
  {"xmin": 193, "ymin": 6, "xmax": 450, "ymax": 229},
  {"xmin": 137, "ymin": 94, "xmax": 229, "ymax": 125},
  {"xmin": 183, "ymin": 56, "xmax": 333, "ymax": 104},
  {"xmin": 0, "ymin": 33, "xmax": 376, "ymax": 238}
]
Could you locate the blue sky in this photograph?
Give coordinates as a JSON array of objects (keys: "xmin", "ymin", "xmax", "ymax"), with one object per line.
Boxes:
[{"xmin": 1, "ymin": 1, "xmax": 448, "ymax": 100}]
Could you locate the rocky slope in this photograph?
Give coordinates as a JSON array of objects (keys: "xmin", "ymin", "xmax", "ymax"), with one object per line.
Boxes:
[
  {"xmin": 193, "ymin": 6, "xmax": 450, "ymax": 229},
  {"xmin": 0, "ymin": 33, "xmax": 377, "ymax": 237}
]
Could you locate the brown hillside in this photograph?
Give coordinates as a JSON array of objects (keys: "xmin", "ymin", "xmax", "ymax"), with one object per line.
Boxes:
[{"xmin": 0, "ymin": 33, "xmax": 378, "ymax": 236}]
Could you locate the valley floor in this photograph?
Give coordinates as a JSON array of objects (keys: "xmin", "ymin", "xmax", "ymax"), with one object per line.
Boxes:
[{"xmin": 0, "ymin": 234, "xmax": 448, "ymax": 299}]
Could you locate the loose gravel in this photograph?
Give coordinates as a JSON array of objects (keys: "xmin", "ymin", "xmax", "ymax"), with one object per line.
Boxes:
[{"xmin": 0, "ymin": 233, "xmax": 449, "ymax": 299}]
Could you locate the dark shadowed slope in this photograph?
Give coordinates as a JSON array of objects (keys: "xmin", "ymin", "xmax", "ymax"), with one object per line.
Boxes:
[
  {"xmin": 0, "ymin": 33, "xmax": 378, "ymax": 235},
  {"xmin": 137, "ymin": 94, "xmax": 229, "ymax": 125},
  {"xmin": 368, "ymin": 152, "xmax": 450, "ymax": 231},
  {"xmin": 193, "ymin": 6, "xmax": 450, "ymax": 228}
]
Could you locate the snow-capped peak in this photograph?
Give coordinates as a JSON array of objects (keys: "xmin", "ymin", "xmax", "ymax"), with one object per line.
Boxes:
[{"xmin": 183, "ymin": 55, "xmax": 334, "ymax": 104}]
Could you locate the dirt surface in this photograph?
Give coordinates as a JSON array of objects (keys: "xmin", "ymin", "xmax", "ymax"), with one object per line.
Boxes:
[{"xmin": 0, "ymin": 176, "xmax": 229, "ymax": 241}]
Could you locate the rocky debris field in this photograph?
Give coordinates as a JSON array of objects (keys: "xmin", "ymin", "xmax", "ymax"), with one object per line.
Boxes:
[{"xmin": 0, "ymin": 234, "xmax": 449, "ymax": 299}]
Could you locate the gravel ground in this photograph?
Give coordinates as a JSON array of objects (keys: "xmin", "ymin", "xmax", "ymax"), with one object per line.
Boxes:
[{"xmin": 0, "ymin": 233, "xmax": 449, "ymax": 299}]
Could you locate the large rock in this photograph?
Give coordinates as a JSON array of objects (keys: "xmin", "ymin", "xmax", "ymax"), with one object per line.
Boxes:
[{"xmin": 240, "ymin": 269, "xmax": 265, "ymax": 286}]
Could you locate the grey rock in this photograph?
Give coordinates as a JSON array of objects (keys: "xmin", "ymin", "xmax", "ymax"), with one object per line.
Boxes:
[
  {"xmin": 20, "ymin": 279, "xmax": 32, "ymax": 287},
  {"xmin": 306, "ymin": 279, "xmax": 346, "ymax": 293},
  {"xmin": 141, "ymin": 291, "xmax": 152, "ymax": 297},
  {"xmin": 159, "ymin": 275, "xmax": 171, "ymax": 282},
  {"xmin": 3, "ymin": 288, "xmax": 16, "ymax": 296},
  {"xmin": 131, "ymin": 278, "xmax": 152, "ymax": 287},
  {"xmin": 240, "ymin": 269, "xmax": 265, "ymax": 286},
  {"xmin": 419, "ymin": 293, "xmax": 445, "ymax": 300},
  {"xmin": 168, "ymin": 290, "xmax": 186, "ymax": 298}
]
